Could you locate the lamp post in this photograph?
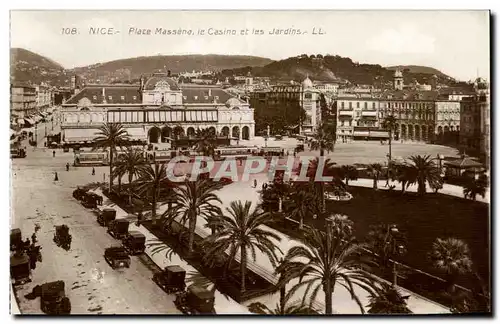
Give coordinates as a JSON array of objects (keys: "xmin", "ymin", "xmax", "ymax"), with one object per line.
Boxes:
[{"xmin": 387, "ymin": 225, "xmax": 406, "ymax": 287}]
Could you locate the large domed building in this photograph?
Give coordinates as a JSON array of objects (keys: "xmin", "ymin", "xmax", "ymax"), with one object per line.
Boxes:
[{"xmin": 61, "ymin": 73, "xmax": 255, "ymax": 144}]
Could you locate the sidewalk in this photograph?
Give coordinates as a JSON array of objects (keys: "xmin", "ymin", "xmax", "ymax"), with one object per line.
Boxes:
[{"xmin": 92, "ymin": 188, "xmax": 252, "ymax": 315}]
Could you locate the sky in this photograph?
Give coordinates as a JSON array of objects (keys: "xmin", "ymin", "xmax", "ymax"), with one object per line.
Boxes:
[{"xmin": 10, "ymin": 10, "xmax": 490, "ymax": 81}]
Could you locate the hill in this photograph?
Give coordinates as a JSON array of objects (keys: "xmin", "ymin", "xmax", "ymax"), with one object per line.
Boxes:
[
  {"xmin": 10, "ymin": 48, "xmax": 65, "ymax": 85},
  {"xmin": 71, "ymin": 54, "xmax": 273, "ymax": 82},
  {"xmin": 386, "ymin": 65, "xmax": 451, "ymax": 79},
  {"xmin": 222, "ymin": 54, "xmax": 457, "ymax": 87}
]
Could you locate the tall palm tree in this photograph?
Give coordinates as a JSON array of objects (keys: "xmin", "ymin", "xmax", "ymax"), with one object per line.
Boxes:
[
  {"xmin": 276, "ymin": 216, "xmax": 377, "ymax": 314},
  {"xmin": 248, "ymin": 290, "xmax": 317, "ymax": 315},
  {"xmin": 113, "ymin": 148, "xmax": 147, "ymax": 204},
  {"xmin": 134, "ymin": 162, "xmax": 173, "ymax": 226},
  {"xmin": 163, "ymin": 179, "xmax": 222, "ymax": 253},
  {"xmin": 194, "ymin": 127, "xmax": 217, "ymax": 157},
  {"xmin": 112, "ymin": 165, "xmax": 126, "ymax": 192},
  {"xmin": 381, "ymin": 115, "xmax": 398, "ymax": 163},
  {"xmin": 367, "ymin": 282, "xmax": 412, "ymax": 314},
  {"xmin": 204, "ymin": 200, "xmax": 282, "ymax": 292},
  {"xmin": 429, "ymin": 237, "xmax": 473, "ymax": 291},
  {"xmin": 407, "ymin": 155, "xmax": 440, "ymax": 195},
  {"xmin": 288, "ymin": 181, "xmax": 318, "ymax": 229},
  {"xmin": 367, "ymin": 163, "xmax": 383, "ymax": 190},
  {"xmin": 462, "ymin": 174, "xmax": 488, "ymax": 201},
  {"xmin": 310, "ymin": 122, "xmax": 337, "ymax": 212},
  {"xmin": 94, "ymin": 123, "xmax": 130, "ymax": 192},
  {"xmin": 392, "ymin": 162, "xmax": 416, "ymax": 193}
]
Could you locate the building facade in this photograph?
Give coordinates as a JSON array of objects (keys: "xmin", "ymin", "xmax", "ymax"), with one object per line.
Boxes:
[
  {"xmin": 10, "ymin": 83, "xmax": 37, "ymax": 118},
  {"xmin": 36, "ymin": 84, "xmax": 53, "ymax": 111},
  {"xmin": 61, "ymin": 74, "xmax": 255, "ymax": 144},
  {"xmin": 335, "ymin": 95, "xmax": 382, "ymax": 142}
]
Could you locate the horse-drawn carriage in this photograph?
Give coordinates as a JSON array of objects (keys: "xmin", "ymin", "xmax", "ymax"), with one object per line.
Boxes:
[
  {"xmin": 72, "ymin": 187, "xmax": 87, "ymax": 201},
  {"xmin": 152, "ymin": 265, "xmax": 186, "ymax": 294},
  {"xmin": 107, "ymin": 218, "xmax": 129, "ymax": 240},
  {"xmin": 97, "ymin": 208, "xmax": 116, "ymax": 227},
  {"xmin": 81, "ymin": 192, "xmax": 102, "ymax": 209},
  {"xmin": 122, "ymin": 231, "xmax": 146, "ymax": 255},
  {"xmin": 174, "ymin": 285, "xmax": 216, "ymax": 314},
  {"xmin": 104, "ymin": 246, "xmax": 131, "ymax": 269},
  {"xmin": 53, "ymin": 225, "xmax": 72, "ymax": 250}
]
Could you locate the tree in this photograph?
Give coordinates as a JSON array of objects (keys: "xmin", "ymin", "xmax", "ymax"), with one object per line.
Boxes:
[
  {"xmin": 163, "ymin": 179, "xmax": 222, "ymax": 253},
  {"xmin": 248, "ymin": 290, "xmax": 317, "ymax": 314},
  {"xmin": 381, "ymin": 115, "xmax": 398, "ymax": 163},
  {"xmin": 302, "ymin": 156, "xmax": 338, "ymax": 211},
  {"xmin": 276, "ymin": 215, "xmax": 377, "ymax": 314},
  {"xmin": 287, "ymin": 181, "xmax": 318, "ymax": 229},
  {"xmin": 367, "ymin": 163, "xmax": 383, "ymax": 190},
  {"xmin": 112, "ymin": 148, "xmax": 147, "ymax": 204},
  {"xmin": 391, "ymin": 162, "xmax": 416, "ymax": 193},
  {"xmin": 93, "ymin": 123, "xmax": 130, "ymax": 192},
  {"xmin": 261, "ymin": 170, "xmax": 290, "ymax": 213},
  {"xmin": 462, "ymin": 174, "xmax": 488, "ymax": 201},
  {"xmin": 204, "ymin": 200, "xmax": 282, "ymax": 292},
  {"xmin": 134, "ymin": 162, "xmax": 173, "ymax": 226},
  {"xmin": 194, "ymin": 127, "xmax": 217, "ymax": 157},
  {"xmin": 340, "ymin": 165, "xmax": 358, "ymax": 187},
  {"xmin": 429, "ymin": 238, "xmax": 473, "ymax": 291},
  {"xmin": 407, "ymin": 155, "xmax": 441, "ymax": 195},
  {"xmin": 367, "ymin": 282, "xmax": 412, "ymax": 314}
]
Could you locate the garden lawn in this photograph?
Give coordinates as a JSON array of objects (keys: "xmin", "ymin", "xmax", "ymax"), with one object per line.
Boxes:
[{"xmin": 303, "ymin": 186, "xmax": 489, "ymax": 288}]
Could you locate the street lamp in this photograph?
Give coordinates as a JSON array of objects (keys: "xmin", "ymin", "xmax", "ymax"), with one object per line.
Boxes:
[{"xmin": 387, "ymin": 225, "xmax": 406, "ymax": 287}]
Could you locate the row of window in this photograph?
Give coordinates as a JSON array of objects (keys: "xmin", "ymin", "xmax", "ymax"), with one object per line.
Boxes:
[
  {"xmin": 90, "ymin": 94, "xmax": 221, "ymax": 101},
  {"xmin": 339, "ymin": 120, "xmax": 377, "ymax": 127},
  {"xmin": 340, "ymin": 102, "xmax": 377, "ymax": 110}
]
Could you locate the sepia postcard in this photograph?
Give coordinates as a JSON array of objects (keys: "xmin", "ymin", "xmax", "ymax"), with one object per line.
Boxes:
[{"xmin": 9, "ymin": 10, "xmax": 491, "ymax": 315}]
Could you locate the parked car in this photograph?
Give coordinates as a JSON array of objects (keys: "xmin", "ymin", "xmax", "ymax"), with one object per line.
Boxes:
[
  {"xmin": 122, "ymin": 231, "xmax": 146, "ymax": 255},
  {"xmin": 53, "ymin": 225, "xmax": 72, "ymax": 251},
  {"xmin": 10, "ymin": 254, "xmax": 31, "ymax": 286},
  {"xmin": 153, "ymin": 265, "xmax": 186, "ymax": 294},
  {"xmin": 10, "ymin": 228, "xmax": 23, "ymax": 252},
  {"xmin": 40, "ymin": 281, "xmax": 71, "ymax": 314},
  {"xmin": 97, "ymin": 208, "xmax": 117, "ymax": 227},
  {"xmin": 107, "ymin": 219, "xmax": 129, "ymax": 240},
  {"xmin": 174, "ymin": 285, "xmax": 216, "ymax": 314}
]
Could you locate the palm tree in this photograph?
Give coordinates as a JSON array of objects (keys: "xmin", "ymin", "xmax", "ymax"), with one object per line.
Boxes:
[
  {"xmin": 94, "ymin": 123, "xmax": 130, "ymax": 192},
  {"xmin": 407, "ymin": 155, "xmax": 440, "ymax": 195},
  {"xmin": 288, "ymin": 181, "xmax": 318, "ymax": 229},
  {"xmin": 429, "ymin": 237, "xmax": 473, "ymax": 291},
  {"xmin": 340, "ymin": 165, "xmax": 358, "ymax": 187},
  {"xmin": 113, "ymin": 148, "xmax": 147, "ymax": 204},
  {"xmin": 248, "ymin": 290, "xmax": 317, "ymax": 315},
  {"xmin": 194, "ymin": 127, "xmax": 217, "ymax": 157},
  {"xmin": 381, "ymin": 115, "xmax": 398, "ymax": 163},
  {"xmin": 134, "ymin": 162, "xmax": 173, "ymax": 226},
  {"xmin": 276, "ymin": 216, "xmax": 377, "ymax": 314},
  {"xmin": 462, "ymin": 174, "xmax": 488, "ymax": 201},
  {"xmin": 367, "ymin": 163, "xmax": 383, "ymax": 190},
  {"xmin": 392, "ymin": 162, "xmax": 416, "ymax": 193},
  {"xmin": 203, "ymin": 200, "xmax": 282, "ymax": 292},
  {"xmin": 163, "ymin": 179, "xmax": 222, "ymax": 253},
  {"xmin": 367, "ymin": 282, "xmax": 412, "ymax": 314},
  {"xmin": 112, "ymin": 165, "xmax": 126, "ymax": 192}
]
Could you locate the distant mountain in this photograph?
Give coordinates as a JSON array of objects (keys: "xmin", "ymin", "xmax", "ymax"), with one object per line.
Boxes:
[
  {"xmin": 71, "ymin": 54, "xmax": 273, "ymax": 82},
  {"xmin": 10, "ymin": 48, "xmax": 65, "ymax": 85},
  {"xmin": 386, "ymin": 65, "xmax": 451, "ymax": 79},
  {"xmin": 223, "ymin": 55, "xmax": 458, "ymax": 87}
]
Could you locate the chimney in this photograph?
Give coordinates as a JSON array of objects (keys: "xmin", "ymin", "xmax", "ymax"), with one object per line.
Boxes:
[{"xmin": 102, "ymin": 87, "xmax": 107, "ymax": 103}]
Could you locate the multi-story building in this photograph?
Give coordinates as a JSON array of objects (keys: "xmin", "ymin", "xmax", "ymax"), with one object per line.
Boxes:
[
  {"xmin": 335, "ymin": 94, "xmax": 382, "ymax": 142},
  {"xmin": 10, "ymin": 83, "xmax": 37, "ymax": 118},
  {"xmin": 460, "ymin": 78, "xmax": 490, "ymax": 167},
  {"xmin": 60, "ymin": 73, "xmax": 255, "ymax": 144},
  {"xmin": 36, "ymin": 84, "xmax": 53, "ymax": 111}
]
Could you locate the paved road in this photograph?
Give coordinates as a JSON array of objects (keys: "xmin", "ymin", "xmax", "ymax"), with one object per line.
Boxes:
[{"xmin": 11, "ymin": 143, "xmax": 181, "ymax": 314}]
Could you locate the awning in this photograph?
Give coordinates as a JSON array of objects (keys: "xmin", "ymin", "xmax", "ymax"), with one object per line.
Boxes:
[
  {"xmin": 353, "ymin": 131, "xmax": 369, "ymax": 137},
  {"xmin": 369, "ymin": 131, "xmax": 390, "ymax": 138},
  {"xmin": 124, "ymin": 128, "xmax": 147, "ymax": 140},
  {"xmin": 64, "ymin": 128, "xmax": 100, "ymax": 143}
]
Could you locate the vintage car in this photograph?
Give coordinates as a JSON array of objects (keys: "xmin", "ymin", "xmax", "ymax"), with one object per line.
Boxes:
[
  {"xmin": 53, "ymin": 225, "xmax": 72, "ymax": 251},
  {"xmin": 81, "ymin": 193, "xmax": 98, "ymax": 209},
  {"xmin": 152, "ymin": 265, "xmax": 186, "ymax": 294},
  {"xmin": 10, "ymin": 254, "xmax": 31, "ymax": 285},
  {"xmin": 40, "ymin": 280, "xmax": 71, "ymax": 314},
  {"xmin": 10, "ymin": 228, "xmax": 23, "ymax": 252},
  {"xmin": 174, "ymin": 285, "xmax": 216, "ymax": 314},
  {"xmin": 122, "ymin": 231, "xmax": 146, "ymax": 255},
  {"xmin": 107, "ymin": 218, "xmax": 130, "ymax": 240},
  {"xmin": 72, "ymin": 187, "xmax": 87, "ymax": 201},
  {"xmin": 104, "ymin": 246, "xmax": 131, "ymax": 269},
  {"xmin": 97, "ymin": 208, "xmax": 117, "ymax": 227}
]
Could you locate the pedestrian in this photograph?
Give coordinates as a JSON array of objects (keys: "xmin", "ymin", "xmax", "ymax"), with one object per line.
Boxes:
[
  {"xmin": 66, "ymin": 163, "xmax": 70, "ymax": 171},
  {"xmin": 54, "ymin": 172, "xmax": 58, "ymax": 181},
  {"xmin": 137, "ymin": 211, "xmax": 143, "ymax": 227},
  {"xmin": 52, "ymin": 150, "xmax": 56, "ymax": 157},
  {"xmin": 253, "ymin": 179, "xmax": 257, "ymax": 188},
  {"xmin": 92, "ymin": 167, "xmax": 95, "ymax": 176}
]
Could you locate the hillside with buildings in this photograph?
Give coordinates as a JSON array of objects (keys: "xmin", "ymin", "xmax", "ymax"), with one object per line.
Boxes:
[
  {"xmin": 386, "ymin": 65, "xmax": 451, "ymax": 79},
  {"xmin": 10, "ymin": 48, "xmax": 66, "ymax": 85}
]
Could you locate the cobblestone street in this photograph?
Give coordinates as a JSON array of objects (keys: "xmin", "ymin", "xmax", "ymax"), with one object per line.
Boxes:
[{"xmin": 11, "ymin": 138, "xmax": 180, "ymax": 314}]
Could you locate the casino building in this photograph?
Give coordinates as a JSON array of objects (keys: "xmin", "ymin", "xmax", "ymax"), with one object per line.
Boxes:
[{"xmin": 60, "ymin": 73, "xmax": 255, "ymax": 145}]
